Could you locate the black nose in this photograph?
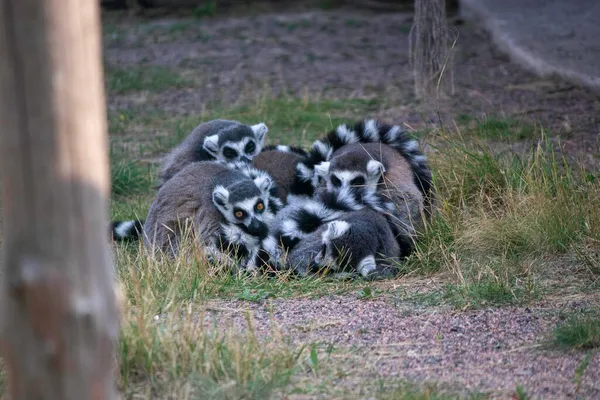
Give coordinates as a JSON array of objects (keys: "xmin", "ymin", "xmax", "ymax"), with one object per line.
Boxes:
[
  {"xmin": 240, "ymin": 156, "xmax": 251, "ymax": 163},
  {"xmin": 247, "ymin": 218, "xmax": 268, "ymax": 239}
]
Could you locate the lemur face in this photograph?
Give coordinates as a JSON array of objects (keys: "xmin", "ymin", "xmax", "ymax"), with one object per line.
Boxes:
[
  {"xmin": 212, "ymin": 174, "xmax": 274, "ymax": 241},
  {"xmin": 314, "ymin": 159, "xmax": 385, "ymax": 198},
  {"xmin": 203, "ymin": 123, "xmax": 268, "ymax": 163}
]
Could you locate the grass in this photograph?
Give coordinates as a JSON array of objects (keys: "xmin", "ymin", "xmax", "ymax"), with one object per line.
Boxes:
[
  {"xmin": 456, "ymin": 115, "xmax": 536, "ymax": 141},
  {"xmin": 106, "ymin": 92, "xmax": 600, "ymax": 395},
  {"xmin": 105, "ymin": 65, "xmax": 190, "ymax": 94},
  {"xmin": 552, "ymin": 310, "xmax": 600, "ymax": 350}
]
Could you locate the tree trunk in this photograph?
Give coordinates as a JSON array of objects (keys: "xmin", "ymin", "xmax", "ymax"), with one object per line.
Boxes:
[
  {"xmin": 410, "ymin": 0, "xmax": 454, "ymax": 100},
  {"xmin": 0, "ymin": 1, "xmax": 120, "ymax": 399}
]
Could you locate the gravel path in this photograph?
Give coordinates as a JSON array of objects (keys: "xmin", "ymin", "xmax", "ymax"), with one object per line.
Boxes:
[{"xmin": 197, "ymin": 293, "xmax": 600, "ymax": 399}]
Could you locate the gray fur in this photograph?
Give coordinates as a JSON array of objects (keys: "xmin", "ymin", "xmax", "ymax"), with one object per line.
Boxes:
[
  {"xmin": 319, "ymin": 142, "xmax": 426, "ymax": 244},
  {"xmin": 143, "ymin": 161, "xmax": 274, "ymax": 271},
  {"xmin": 158, "ymin": 119, "xmax": 268, "ymax": 187},
  {"xmin": 251, "ymin": 148, "xmax": 306, "ymax": 203},
  {"xmin": 287, "ymin": 209, "xmax": 400, "ymax": 280}
]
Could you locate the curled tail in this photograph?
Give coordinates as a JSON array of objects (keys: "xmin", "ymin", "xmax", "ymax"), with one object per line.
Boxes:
[
  {"xmin": 274, "ymin": 187, "xmax": 394, "ymax": 254},
  {"xmin": 111, "ymin": 220, "xmax": 144, "ymax": 241},
  {"xmin": 295, "ymin": 119, "xmax": 434, "ymax": 215}
]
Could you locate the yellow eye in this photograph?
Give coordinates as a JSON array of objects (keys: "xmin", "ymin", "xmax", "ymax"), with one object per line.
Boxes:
[
  {"xmin": 256, "ymin": 202, "xmax": 264, "ymax": 212},
  {"xmin": 235, "ymin": 211, "xmax": 244, "ymax": 218}
]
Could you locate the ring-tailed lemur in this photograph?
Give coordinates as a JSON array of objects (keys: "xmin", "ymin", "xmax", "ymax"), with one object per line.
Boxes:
[
  {"xmin": 286, "ymin": 209, "xmax": 401, "ymax": 280},
  {"xmin": 296, "ymin": 119, "xmax": 434, "ymax": 217},
  {"xmin": 111, "ymin": 119, "xmax": 269, "ymax": 242},
  {"xmin": 143, "ymin": 160, "xmax": 278, "ymax": 272},
  {"xmin": 159, "ymin": 119, "xmax": 269, "ymax": 187},
  {"xmin": 314, "ymin": 142, "xmax": 427, "ymax": 257}
]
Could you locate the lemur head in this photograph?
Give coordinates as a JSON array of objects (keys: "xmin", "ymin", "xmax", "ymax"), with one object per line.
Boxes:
[
  {"xmin": 212, "ymin": 173, "xmax": 274, "ymax": 240},
  {"xmin": 314, "ymin": 220, "xmax": 377, "ymax": 277},
  {"xmin": 203, "ymin": 122, "xmax": 268, "ymax": 163},
  {"xmin": 314, "ymin": 154, "xmax": 385, "ymax": 198}
]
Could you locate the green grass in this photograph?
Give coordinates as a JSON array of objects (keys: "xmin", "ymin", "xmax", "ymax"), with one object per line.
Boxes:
[
  {"xmin": 456, "ymin": 115, "xmax": 535, "ymax": 141},
  {"xmin": 106, "ymin": 93, "xmax": 600, "ymax": 394},
  {"xmin": 193, "ymin": 1, "xmax": 217, "ymax": 17},
  {"xmin": 375, "ymin": 381, "xmax": 488, "ymax": 400},
  {"xmin": 105, "ymin": 65, "xmax": 190, "ymax": 94},
  {"xmin": 553, "ymin": 310, "xmax": 600, "ymax": 350},
  {"xmin": 110, "ymin": 158, "xmax": 153, "ymax": 198}
]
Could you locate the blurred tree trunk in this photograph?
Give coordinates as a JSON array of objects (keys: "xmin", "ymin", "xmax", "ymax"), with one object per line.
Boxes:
[
  {"xmin": 410, "ymin": 0, "xmax": 454, "ymax": 100},
  {"xmin": 0, "ymin": 0, "xmax": 120, "ymax": 398}
]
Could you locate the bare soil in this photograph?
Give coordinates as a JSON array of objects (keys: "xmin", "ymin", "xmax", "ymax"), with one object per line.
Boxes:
[
  {"xmin": 103, "ymin": 5, "xmax": 600, "ymax": 398},
  {"xmin": 198, "ymin": 289, "xmax": 600, "ymax": 399},
  {"xmin": 103, "ymin": 7, "xmax": 600, "ymax": 169}
]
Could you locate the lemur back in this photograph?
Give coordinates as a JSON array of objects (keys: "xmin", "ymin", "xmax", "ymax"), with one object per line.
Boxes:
[
  {"xmin": 251, "ymin": 145, "xmax": 308, "ymax": 204},
  {"xmin": 158, "ymin": 119, "xmax": 268, "ymax": 188}
]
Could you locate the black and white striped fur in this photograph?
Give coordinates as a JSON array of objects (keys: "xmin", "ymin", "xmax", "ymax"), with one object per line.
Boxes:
[
  {"xmin": 295, "ymin": 119, "xmax": 433, "ymax": 215},
  {"xmin": 263, "ymin": 185, "xmax": 399, "ymax": 266}
]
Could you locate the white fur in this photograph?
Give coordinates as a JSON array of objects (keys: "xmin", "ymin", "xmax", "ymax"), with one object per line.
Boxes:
[
  {"xmin": 335, "ymin": 125, "xmax": 358, "ymax": 144},
  {"xmin": 403, "ymin": 139, "xmax": 419, "ymax": 152},
  {"xmin": 366, "ymin": 160, "xmax": 385, "ymax": 178},
  {"xmin": 114, "ymin": 220, "xmax": 136, "ymax": 238},
  {"xmin": 312, "ymin": 141, "xmax": 333, "ymax": 160},
  {"xmin": 282, "ymin": 219, "xmax": 303, "ymax": 239},
  {"xmin": 253, "ymin": 175, "xmax": 272, "ymax": 194},
  {"xmin": 296, "ymin": 163, "xmax": 314, "ymax": 181},
  {"xmin": 357, "ymin": 255, "xmax": 377, "ymax": 277},
  {"xmin": 322, "ymin": 220, "xmax": 350, "ymax": 243},
  {"xmin": 203, "ymin": 134, "xmax": 220, "ymax": 156},
  {"xmin": 276, "ymin": 145, "xmax": 290, "ymax": 152},
  {"xmin": 303, "ymin": 199, "xmax": 343, "ymax": 220},
  {"xmin": 251, "ymin": 122, "xmax": 268, "ymax": 144},
  {"xmin": 314, "ymin": 161, "xmax": 330, "ymax": 178},
  {"xmin": 384, "ymin": 125, "xmax": 401, "ymax": 142},
  {"xmin": 212, "ymin": 185, "xmax": 230, "ymax": 208},
  {"xmin": 412, "ymin": 155, "xmax": 428, "ymax": 163},
  {"xmin": 363, "ymin": 119, "xmax": 380, "ymax": 141}
]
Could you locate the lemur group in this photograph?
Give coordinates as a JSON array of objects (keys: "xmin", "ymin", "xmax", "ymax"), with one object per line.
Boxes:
[{"xmin": 111, "ymin": 118, "xmax": 434, "ymax": 280}]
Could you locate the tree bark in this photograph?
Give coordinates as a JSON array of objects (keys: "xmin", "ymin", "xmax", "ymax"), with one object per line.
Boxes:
[
  {"xmin": 0, "ymin": 1, "xmax": 120, "ymax": 399},
  {"xmin": 410, "ymin": 0, "xmax": 454, "ymax": 100}
]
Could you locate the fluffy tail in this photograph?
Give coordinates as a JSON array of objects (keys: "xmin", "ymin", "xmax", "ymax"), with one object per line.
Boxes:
[
  {"xmin": 295, "ymin": 119, "xmax": 434, "ymax": 214},
  {"xmin": 111, "ymin": 220, "xmax": 144, "ymax": 241},
  {"xmin": 274, "ymin": 187, "xmax": 394, "ymax": 253}
]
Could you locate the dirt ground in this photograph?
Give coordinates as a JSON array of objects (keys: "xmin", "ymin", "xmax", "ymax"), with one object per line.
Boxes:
[
  {"xmin": 103, "ymin": 5, "xmax": 600, "ymax": 399},
  {"xmin": 104, "ymin": 6, "xmax": 600, "ymax": 168}
]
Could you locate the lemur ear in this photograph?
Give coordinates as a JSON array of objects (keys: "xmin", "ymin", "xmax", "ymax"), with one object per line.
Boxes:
[
  {"xmin": 251, "ymin": 123, "xmax": 268, "ymax": 145},
  {"xmin": 212, "ymin": 185, "xmax": 230, "ymax": 208},
  {"xmin": 203, "ymin": 134, "xmax": 220, "ymax": 157},
  {"xmin": 314, "ymin": 161, "xmax": 330, "ymax": 178},
  {"xmin": 253, "ymin": 175, "xmax": 273, "ymax": 194},
  {"xmin": 322, "ymin": 220, "xmax": 350, "ymax": 244},
  {"xmin": 366, "ymin": 160, "xmax": 385, "ymax": 179}
]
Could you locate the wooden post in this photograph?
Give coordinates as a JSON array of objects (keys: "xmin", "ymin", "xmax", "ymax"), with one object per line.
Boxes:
[{"xmin": 0, "ymin": 1, "xmax": 119, "ymax": 399}]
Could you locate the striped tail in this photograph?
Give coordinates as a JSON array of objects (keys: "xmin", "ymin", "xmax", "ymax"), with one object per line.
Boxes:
[
  {"xmin": 295, "ymin": 119, "xmax": 434, "ymax": 215},
  {"xmin": 111, "ymin": 219, "xmax": 144, "ymax": 241}
]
